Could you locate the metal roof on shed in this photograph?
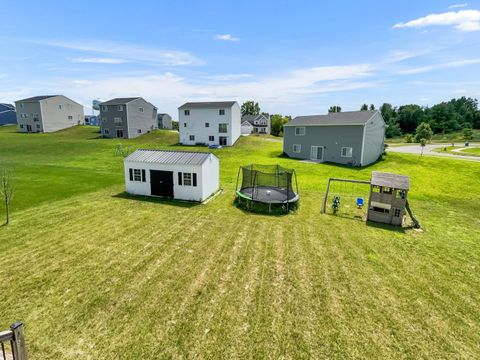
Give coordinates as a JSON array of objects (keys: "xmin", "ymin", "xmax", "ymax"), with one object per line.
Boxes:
[
  {"xmin": 371, "ymin": 171, "xmax": 410, "ymax": 190},
  {"xmin": 125, "ymin": 149, "xmax": 216, "ymax": 165},
  {"xmin": 285, "ymin": 110, "xmax": 377, "ymax": 126}
]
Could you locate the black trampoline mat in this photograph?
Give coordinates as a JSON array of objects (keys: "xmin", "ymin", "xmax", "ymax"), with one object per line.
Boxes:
[{"xmin": 239, "ymin": 186, "xmax": 299, "ymax": 204}]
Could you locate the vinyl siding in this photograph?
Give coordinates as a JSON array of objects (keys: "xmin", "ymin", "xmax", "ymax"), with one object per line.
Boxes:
[{"xmin": 361, "ymin": 112, "xmax": 385, "ymax": 165}]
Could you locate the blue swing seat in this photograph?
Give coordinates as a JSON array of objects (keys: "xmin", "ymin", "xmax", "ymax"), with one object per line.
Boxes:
[{"xmin": 356, "ymin": 197, "xmax": 364, "ymax": 208}]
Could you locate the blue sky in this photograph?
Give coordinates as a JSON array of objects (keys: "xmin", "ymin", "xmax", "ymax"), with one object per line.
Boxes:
[{"xmin": 1, "ymin": 0, "xmax": 480, "ymax": 117}]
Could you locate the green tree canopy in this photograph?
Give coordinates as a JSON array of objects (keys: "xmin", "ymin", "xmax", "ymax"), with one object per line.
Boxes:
[
  {"xmin": 415, "ymin": 122, "xmax": 433, "ymax": 142},
  {"xmin": 360, "ymin": 104, "xmax": 368, "ymax": 111},
  {"xmin": 369, "ymin": 104, "xmax": 375, "ymax": 111},
  {"xmin": 270, "ymin": 114, "xmax": 291, "ymax": 137},
  {"xmin": 241, "ymin": 101, "xmax": 260, "ymax": 116},
  {"xmin": 328, "ymin": 106, "xmax": 342, "ymax": 113}
]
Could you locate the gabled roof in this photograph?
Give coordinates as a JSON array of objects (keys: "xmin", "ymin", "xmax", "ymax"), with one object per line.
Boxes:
[
  {"xmin": 285, "ymin": 110, "xmax": 377, "ymax": 126},
  {"xmin": 101, "ymin": 97, "xmax": 141, "ymax": 105},
  {"xmin": 0, "ymin": 103, "xmax": 15, "ymax": 112},
  {"xmin": 371, "ymin": 171, "xmax": 410, "ymax": 190},
  {"xmin": 125, "ymin": 149, "xmax": 217, "ymax": 166},
  {"xmin": 241, "ymin": 114, "xmax": 269, "ymax": 125},
  {"xmin": 178, "ymin": 101, "xmax": 237, "ymax": 109},
  {"xmin": 16, "ymin": 95, "xmax": 59, "ymax": 102}
]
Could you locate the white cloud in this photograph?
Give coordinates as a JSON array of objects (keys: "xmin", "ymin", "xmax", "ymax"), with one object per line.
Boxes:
[
  {"xmin": 70, "ymin": 57, "xmax": 129, "ymax": 64},
  {"xmin": 31, "ymin": 39, "xmax": 204, "ymax": 66},
  {"xmin": 385, "ymin": 49, "xmax": 431, "ymax": 63},
  {"xmin": 208, "ymin": 74, "xmax": 253, "ymax": 81},
  {"xmin": 393, "ymin": 10, "xmax": 480, "ymax": 32},
  {"xmin": 214, "ymin": 34, "xmax": 240, "ymax": 41},
  {"xmin": 399, "ymin": 59, "xmax": 480, "ymax": 74},
  {"xmin": 449, "ymin": 3, "xmax": 468, "ymax": 9}
]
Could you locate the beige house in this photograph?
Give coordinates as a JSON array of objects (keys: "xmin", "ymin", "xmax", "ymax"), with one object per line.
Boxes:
[{"xmin": 15, "ymin": 95, "xmax": 84, "ymax": 133}]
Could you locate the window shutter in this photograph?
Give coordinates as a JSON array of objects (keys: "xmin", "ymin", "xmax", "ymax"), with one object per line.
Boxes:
[
  {"xmin": 193, "ymin": 173, "xmax": 197, "ymax": 187},
  {"xmin": 141, "ymin": 169, "xmax": 146, "ymax": 182},
  {"xmin": 178, "ymin": 172, "xmax": 183, "ymax": 185},
  {"xmin": 129, "ymin": 168, "xmax": 133, "ymax": 181}
]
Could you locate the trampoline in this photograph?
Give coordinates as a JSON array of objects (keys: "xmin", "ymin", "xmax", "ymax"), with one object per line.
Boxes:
[{"xmin": 235, "ymin": 164, "xmax": 299, "ymax": 213}]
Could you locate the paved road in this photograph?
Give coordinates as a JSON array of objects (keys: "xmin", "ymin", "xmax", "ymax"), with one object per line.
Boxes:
[{"xmin": 387, "ymin": 143, "xmax": 480, "ymax": 162}]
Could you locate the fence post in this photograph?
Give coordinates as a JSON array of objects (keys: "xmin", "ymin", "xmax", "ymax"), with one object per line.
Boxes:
[{"xmin": 10, "ymin": 322, "xmax": 27, "ymax": 360}]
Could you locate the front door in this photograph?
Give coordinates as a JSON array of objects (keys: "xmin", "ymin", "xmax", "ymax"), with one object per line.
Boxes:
[
  {"xmin": 310, "ymin": 146, "xmax": 324, "ymax": 161},
  {"xmin": 26, "ymin": 125, "xmax": 32, "ymax": 132},
  {"xmin": 116, "ymin": 129, "xmax": 124, "ymax": 138},
  {"xmin": 150, "ymin": 170, "xmax": 174, "ymax": 198},
  {"xmin": 219, "ymin": 136, "xmax": 227, "ymax": 146}
]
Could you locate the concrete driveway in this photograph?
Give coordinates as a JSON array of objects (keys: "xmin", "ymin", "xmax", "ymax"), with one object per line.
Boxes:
[{"xmin": 387, "ymin": 143, "xmax": 480, "ymax": 162}]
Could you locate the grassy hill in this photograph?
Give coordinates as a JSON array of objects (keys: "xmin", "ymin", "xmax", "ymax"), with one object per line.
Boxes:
[{"xmin": 1, "ymin": 125, "xmax": 480, "ymax": 358}]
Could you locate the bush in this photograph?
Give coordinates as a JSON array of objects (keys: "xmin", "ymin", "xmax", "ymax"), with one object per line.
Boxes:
[{"xmin": 404, "ymin": 134, "xmax": 414, "ymax": 143}]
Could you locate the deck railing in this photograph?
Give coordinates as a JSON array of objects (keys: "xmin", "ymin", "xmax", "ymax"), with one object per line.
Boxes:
[{"xmin": 0, "ymin": 323, "xmax": 27, "ymax": 360}]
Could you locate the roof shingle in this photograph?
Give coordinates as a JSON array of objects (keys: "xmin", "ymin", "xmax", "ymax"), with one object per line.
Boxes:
[
  {"xmin": 286, "ymin": 110, "xmax": 377, "ymax": 126},
  {"xmin": 178, "ymin": 101, "xmax": 237, "ymax": 109}
]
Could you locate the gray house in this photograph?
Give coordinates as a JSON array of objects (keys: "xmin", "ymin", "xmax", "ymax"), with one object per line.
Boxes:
[
  {"xmin": 158, "ymin": 113, "xmax": 173, "ymax": 129},
  {"xmin": 99, "ymin": 97, "xmax": 157, "ymax": 139},
  {"xmin": 241, "ymin": 114, "xmax": 270, "ymax": 135},
  {"xmin": 15, "ymin": 95, "xmax": 84, "ymax": 133},
  {"xmin": 283, "ymin": 110, "xmax": 385, "ymax": 166}
]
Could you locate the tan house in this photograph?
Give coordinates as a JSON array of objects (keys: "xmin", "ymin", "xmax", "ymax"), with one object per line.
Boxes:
[{"xmin": 15, "ymin": 95, "xmax": 84, "ymax": 133}]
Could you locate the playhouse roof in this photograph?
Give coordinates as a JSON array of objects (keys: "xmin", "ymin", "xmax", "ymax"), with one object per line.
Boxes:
[{"xmin": 371, "ymin": 172, "xmax": 410, "ymax": 190}]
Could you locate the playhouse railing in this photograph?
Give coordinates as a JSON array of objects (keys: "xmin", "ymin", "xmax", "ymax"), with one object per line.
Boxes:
[{"xmin": 0, "ymin": 322, "xmax": 27, "ymax": 360}]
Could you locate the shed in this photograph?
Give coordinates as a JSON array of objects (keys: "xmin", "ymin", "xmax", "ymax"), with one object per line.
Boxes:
[
  {"xmin": 124, "ymin": 149, "xmax": 220, "ymax": 202},
  {"xmin": 367, "ymin": 171, "xmax": 410, "ymax": 226}
]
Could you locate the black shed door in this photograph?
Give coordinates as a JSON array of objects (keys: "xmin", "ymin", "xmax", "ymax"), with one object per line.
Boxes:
[{"xmin": 150, "ymin": 170, "xmax": 174, "ymax": 198}]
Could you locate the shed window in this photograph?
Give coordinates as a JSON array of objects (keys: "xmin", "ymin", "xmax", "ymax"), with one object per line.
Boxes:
[
  {"xmin": 133, "ymin": 169, "xmax": 142, "ymax": 181},
  {"xmin": 183, "ymin": 173, "xmax": 192, "ymax": 186},
  {"xmin": 372, "ymin": 207, "xmax": 389, "ymax": 214},
  {"xmin": 397, "ymin": 190, "xmax": 406, "ymax": 199},
  {"xmin": 382, "ymin": 187, "xmax": 393, "ymax": 194},
  {"xmin": 341, "ymin": 147, "xmax": 353, "ymax": 158},
  {"xmin": 184, "ymin": 109, "xmax": 190, "ymax": 116},
  {"xmin": 295, "ymin": 127, "xmax": 305, "ymax": 136},
  {"xmin": 293, "ymin": 144, "xmax": 301, "ymax": 153},
  {"xmin": 219, "ymin": 109, "xmax": 225, "ymax": 115}
]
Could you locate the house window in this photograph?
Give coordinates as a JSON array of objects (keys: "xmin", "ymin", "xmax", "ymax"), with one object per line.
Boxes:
[
  {"xmin": 20, "ymin": 113, "xmax": 28, "ymax": 118},
  {"xmin": 209, "ymin": 136, "xmax": 214, "ymax": 141},
  {"xmin": 19, "ymin": 124, "xmax": 24, "ymax": 128},
  {"xmin": 295, "ymin": 127, "xmax": 305, "ymax": 136},
  {"xmin": 189, "ymin": 135, "xmax": 195, "ymax": 141},
  {"xmin": 139, "ymin": 107, "xmax": 144, "ymax": 113},
  {"xmin": 184, "ymin": 109, "xmax": 190, "ymax": 116},
  {"xmin": 219, "ymin": 123, "xmax": 227, "ymax": 133},
  {"xmin": 129, "ymin": 168, "xmax": 146, "ymax": 182},
  {"xmin": 184, "ymin": 123, "xmax": 187, "ymax": 127},
  {"xmin": 117, "ymin": 105, "xmax": 123, "ymax": 111},
  {"xmin": 33, "ymin": 113, "xmax": 39, "ymax": 121},
  {"xmin": 341, "ymin": 147, "xmax": 353, "ymax": 158},
  {"xmin": 293, "ymin": 144, "xmax": 301, "ymax": 153},
  {"xmin": 394, "ymin": 208, "xmax": 401, "ymax": 217},
  {"xmin": 101, "ymin": 105, "xmax": 108, "ymax": 112},
  {"xmin": 103, "ymin": 129, "xmax": 110, "ymax": 135},
  {"xmin": 114, "ymin": 117, "xmax": 122, "ymax": 125},
  {"xmin": 68, "ymin": 115, "xmax": 73, "ymax": 120},
  {"xmin": 58, "ymin": 104, "xmax": 64, "ymax": 110},
  {"xmin": 183, "ymin": 172, "xmax": 192, "ymax": 186},
  {"xmin": 219, "ymin": 109, "xmax": 225, "ymax": 115},
  {"xmin": 137, "ymin": 129, "xmax": 142, "ymax": 134},
  {"xmin": 36, "ymin": 124, "xmax": 40, "ymax": 129},
  {"xmin": 205, "ymin": 123, "xmax": 210, "ymax": 127},
  {"xmin": 20, "ymin": 103, "xmax": 24, "ymax": 108}
]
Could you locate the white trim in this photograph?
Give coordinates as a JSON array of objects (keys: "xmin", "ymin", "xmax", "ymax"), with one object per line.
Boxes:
[
  {"xmin": 310, "ymin": 146, "xmax": 324, "ymax": 161},
  {"xmin": 293, "ymin": 144, "xmax": 301, "ymax": 153},
  {"xmin": 295, "ymin": 126, "xmax": 305, "ymax": 136},
  {"xmin": 285, "ymin": 123, "xmax": 365, "ymax": 127},
  {"xmin": 341, "ymin": 147, "xmax": 353, "ymax": 158},
  {"xmin": 360, "ymin": 124, "xmax": 366, "ymax": 165}
]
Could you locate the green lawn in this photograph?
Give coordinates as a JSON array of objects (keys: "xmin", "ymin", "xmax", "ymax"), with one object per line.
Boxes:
[
  {"xmin": 459, "ymin": 147, "xmax": 480, "ymax": 156},
  {"xmin": 431, "ymin": 145, "xmax": 480, "ymax": 157},
  {"xmin": 1, "ymin": 125, "xmax": 480, "ymax": 359}
]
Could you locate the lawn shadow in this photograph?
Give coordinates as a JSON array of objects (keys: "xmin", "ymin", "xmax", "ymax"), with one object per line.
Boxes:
[
  {"xmin": 231, "ymin": 198, "xmax": 298, "ymax": 217},
  {"xmin": 365, "ymin": 220, "xmax": 407, "ymax": 233},
  {"xmin": 278, "ymin": 153, "xmax": 387, "ymax": 170},
  {"xmin": 113, "ymin": 192, "xmax": 200, "ymax": 208}
]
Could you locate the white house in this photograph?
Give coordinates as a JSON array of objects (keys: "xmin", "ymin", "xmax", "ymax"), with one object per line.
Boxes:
[
  {"xmin": 178, "ymin": 101, "xmax": 241, "ymax": 146},
  {"xmin": 241, "ymin": 114, "xmax": 270, "ymax": 135},
  {"xmin": 124, "ymin": 149, "xmax": 220, "ymax": 202}
]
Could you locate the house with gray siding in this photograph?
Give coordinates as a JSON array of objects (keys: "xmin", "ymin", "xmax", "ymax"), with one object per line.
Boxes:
[
  {"xmin": 241, "ymin": 114, "xmax": 270, "ymax": 135},
  {"xmin": 283, "ymin": 110, "xmax": 385, "ymax": 166},
  {"xmin": 99, "ymin": 97, "xmax": 157, "ymax": 139},
  {"xmin": 15, "ymin": 95, "xmax": 84, "ymax": 133},
  {"xmin": 158, "ymin": 113, "xmax": 173, "ymax": 129}
]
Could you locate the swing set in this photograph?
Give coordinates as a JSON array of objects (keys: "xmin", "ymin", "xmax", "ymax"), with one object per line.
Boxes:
[{"xmin": 321, "ymin": 177, "xmax": 371, "ymax": 219}]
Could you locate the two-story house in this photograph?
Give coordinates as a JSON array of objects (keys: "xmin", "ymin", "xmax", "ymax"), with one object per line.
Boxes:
[
  {"xmin": 283, "ymin": 110, "xmax": 385, "ymax": 167},
  {"xmin": 99, "ymin": 97, "xmax": 157, "ymax": 139},
  {"xmin": 158, "ymin": 113, "xmax": 173, "ymax": 129},
  {"xmin": 241, "ymin": 114, "xmax": 270, "ymax": 135},
  {"xmin": 178, "ymin": 101, "xmax": 241, "ymax": 146},
  {"xmin": 15, "ymin": 95, "xmax": 84, "ymax": 133}
]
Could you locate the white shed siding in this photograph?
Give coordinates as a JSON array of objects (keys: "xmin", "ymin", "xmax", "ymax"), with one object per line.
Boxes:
[
  {"xmin": 124, "ymin": 153, "xmax": 219, "ymax": 202},
  {"xmin": 361, "ymin": 112, "xmax": 385, "ymax": 165}
]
